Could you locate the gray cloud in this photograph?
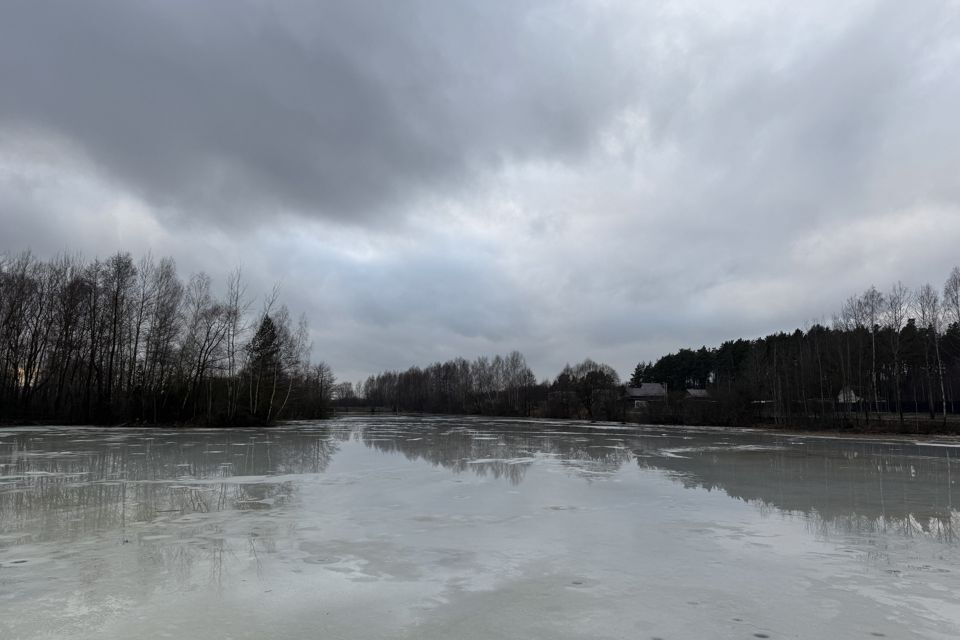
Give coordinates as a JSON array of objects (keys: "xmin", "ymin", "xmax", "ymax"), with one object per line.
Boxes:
[
  {"xmin": 0, "ymin": 0, "xmax": 642, "ymax": 226},
  {"xmin": 2, "ymin": 0, "xmax": 960, "ymax": 382}
]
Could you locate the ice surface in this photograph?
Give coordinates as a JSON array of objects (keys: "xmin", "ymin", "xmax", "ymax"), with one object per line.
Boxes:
[{"xmin": 2, "ymin": 416, "xmax": 960, "ymax": 639}]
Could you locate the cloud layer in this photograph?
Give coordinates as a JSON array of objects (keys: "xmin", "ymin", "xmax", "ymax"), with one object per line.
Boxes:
[{"xmin": 3, "ymin": 0, "xmax": 960, "ymax": 381}]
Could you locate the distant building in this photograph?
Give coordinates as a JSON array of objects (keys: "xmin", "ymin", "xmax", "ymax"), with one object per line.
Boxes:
[
  {"xmin": 624, "ymin": 383, "xmax": 667, "ymax": 409},
  {"xmin": 681, "ymin": 388, "xmax": 716, "ymax": 422}
]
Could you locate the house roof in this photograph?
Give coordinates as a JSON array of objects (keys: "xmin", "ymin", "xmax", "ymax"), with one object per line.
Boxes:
[
  {"xmin": 626, "ymin": 383, "xmax": 666, "ymax": 398},
  {"xmin": 685, "ymin": 388, "xmax": 709, "ymax": 398}
]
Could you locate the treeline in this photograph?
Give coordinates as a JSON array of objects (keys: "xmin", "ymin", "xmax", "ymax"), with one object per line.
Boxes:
[
  {"xmin": 632, "ymin": 268, "xmax": 960, "ymax": 430},
  {"xmin": 0, "ymin": 251, "xmax": 334, "ymax": 425},
  {"xmin": 351, "ymin": 354, "xmax": 625, "ymax": 421},
  {"xmin": 355, "ymin": 351, "xmax": 539, "ymax": 415}
]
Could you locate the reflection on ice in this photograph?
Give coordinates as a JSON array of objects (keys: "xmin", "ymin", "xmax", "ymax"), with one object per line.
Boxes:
[
  {"xmin": 0, "ymin": 428, "xmax": 343, "ymax": 544},
  {"xmin": 2, "ymin": 417, "xmax": 960, "ymax": 639}
]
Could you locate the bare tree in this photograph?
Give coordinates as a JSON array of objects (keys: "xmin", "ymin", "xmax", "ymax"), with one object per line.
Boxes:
[
  {"xmin": 917, "ymin": 283, "xmax": 947, "ymax": 422},
  {"xmin": 127, "ymin": 253, "xmax": 157, "ymax": 395},
  {"xmin": 273, "ymin": 312, "xmax": 311, "ymax": 421},
  {"xmin": 945, "ymin": 267, "xmax": 960, "ymax": 327},
  {"xmin": 143, "ymin": 258, "xmax": 183, "ymax": 422},
  {"xmin": 312, "ymin": 361, "xmax": 335, "ymax": 414},
  {"xmin": 861, "ymin": 286, "xmax": 884, "ymax": 420},
  {"xmin": 886, "ymin": 282, "xmax": 912, "ymax": 427},
  {"xmin": 224, "ymin": 267, "xmax": 251, "ymax": 420},
  {"xmin": 180, "ymin": 273, "xmax": 230, "ymax": 419}
]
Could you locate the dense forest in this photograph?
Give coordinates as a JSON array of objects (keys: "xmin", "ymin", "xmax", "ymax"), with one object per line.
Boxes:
[
  {"xmin": 0, "ymin": 251, "xmax": 334, "ymax": 425},
  {"xmin": 354, "ymin": 268, "xmax": 960, "ymax": 432},
  {"xmin": 630, "ymin": 270, "xmax": 960, "ymax": 430}
]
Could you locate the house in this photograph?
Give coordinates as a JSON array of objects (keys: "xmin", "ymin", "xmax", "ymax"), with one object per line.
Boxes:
[
  {"xmin": 624, "ymin": 383, "xmax": 667, "ymax": 409},
  {"xmin": 681, "ymin": 388, "xmax": 717, "ymax": 423}
]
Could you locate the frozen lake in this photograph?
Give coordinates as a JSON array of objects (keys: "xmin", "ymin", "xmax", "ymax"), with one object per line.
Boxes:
[{"xmin": 2, "ymin": 417, "xmax": 960, "ymax": 639}]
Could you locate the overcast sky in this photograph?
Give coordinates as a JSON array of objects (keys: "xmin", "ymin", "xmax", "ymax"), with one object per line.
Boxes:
[{"xmin": 2, "ymin": 1, "xmax": 960, "ymax": 383}]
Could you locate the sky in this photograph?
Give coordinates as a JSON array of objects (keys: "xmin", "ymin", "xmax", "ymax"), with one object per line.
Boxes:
[{"xmin": 2, "ymin": 0, "xmax": 960, "ymax": 384}]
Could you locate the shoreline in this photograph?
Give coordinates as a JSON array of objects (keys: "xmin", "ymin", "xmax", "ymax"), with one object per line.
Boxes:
[
  {"xmin": 706, "ymin": 422, "xmax": 960, "ymax": 444},
  {"xmin": 5, "ymin": 413, "xmax": 960, "ymax": 444}
]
